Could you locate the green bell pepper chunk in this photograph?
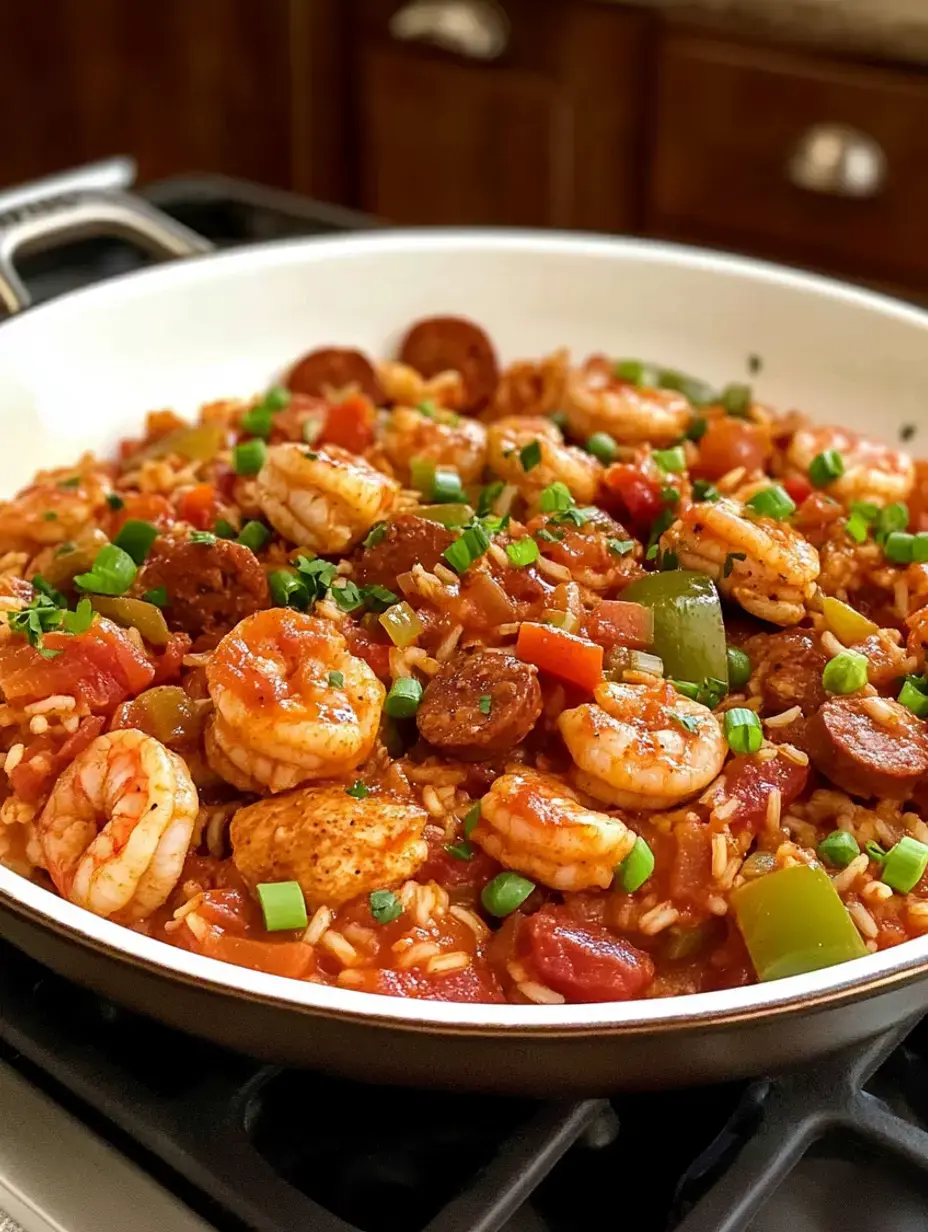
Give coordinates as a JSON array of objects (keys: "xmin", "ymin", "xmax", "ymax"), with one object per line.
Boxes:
[
  {"xmin": 732, "ymin": 864, "xmax": 867, "ymax": 982},
  {"xmin": 621, "ymin": 570, "xmax": 728, "ymax": 688}
]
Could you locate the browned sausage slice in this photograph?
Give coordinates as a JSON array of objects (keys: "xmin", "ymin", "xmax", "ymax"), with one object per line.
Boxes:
[
  {"xmin": 352, "ymin": 515, "xmax": 454, "ymax": 592},
  {"xmin": 135, "ymin": 531, "xmax": 269, "ymax": 646},
  {"xmin": 398, "ymin": 316, "xmax": 499, "ymax": 413},
  {"xmin": 416, "ymin": 651, "xmax": 542, "ymax": 760},
  {"xmin": 805, "ymin": 696, "xmax": 928, "ymax": 800},
  {"xmin": 287, "ymin": 347, "xmax": 383, "ymax": 402}
]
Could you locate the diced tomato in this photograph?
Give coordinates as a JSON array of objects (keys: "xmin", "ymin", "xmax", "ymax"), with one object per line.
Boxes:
[
  {"xmin": 418, "ymin": 842, "xmax": 501, "ymax": 895},
  {"xmin": 362, "ymin": 965, "xmax": 506, "ymax": 1004},
  {"xmin": 319, "ymin": 394, "xmax": 376, "ymax": 454},
  {"xmin": 9, "ymin": 715, "xmax": 106, "ymax": 804},
  {"xmin": 603, "ymin": 463, "xmax": 663, "ymax": 526},
  {"xmin": 669, "ymin": 819, "xmax": 713, "ymax": 909},
  {"xmin": 148, "ymin": 632, "xmax": 192, "ymax": 686},
  {"xmin": 176, "ymin": 483, "xmax": 219, "ymax": 530},
  {"xmin": 516, "ymin": 622, "xmax": 603, "ymax": 692},
  {"xmin": 695, "ymin": 417, "xmax": 771, "ymax": 481},
  {"xmin": 517, "ymin": 906, "xmax": 654, "ymax": 1003},
  {"xmin": 725, "ymin": 752, "xmax": 810, "ymax": 835},
  {"xmin": 344, "ymin": 624, "xmax": 392, "ymax": 679},
  {"xmin": 108, "ymin": 492, "xmax": 174, "ymax": 535},
  {"xmin": 584, "ymin": 600, "xmax": 653, "ymax": 651},
  {"xmin": 783, "ymin": 475, "xmax": 813, "ymax": 507},
  {"xmin": 0, "ymin": 619, "xmax": 155, "ymax": 713}
]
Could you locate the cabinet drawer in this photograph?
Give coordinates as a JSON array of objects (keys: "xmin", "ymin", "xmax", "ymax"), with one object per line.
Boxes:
[{"xmin": 649, "ymin": 34, "xmax": 928, "ymax": 287}]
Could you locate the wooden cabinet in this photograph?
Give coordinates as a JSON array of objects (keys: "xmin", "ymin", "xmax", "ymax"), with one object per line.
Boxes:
[
  {"xmin": 353, "ymin": 1, "xmax": 648, "ymax": 231},
  {"xmin": 0, "ymin": 0, "xmax": 293, "ymax": 191},
  {"xmin": 648, "ymin": 33, "xmax": 928, "ymax": 290}
]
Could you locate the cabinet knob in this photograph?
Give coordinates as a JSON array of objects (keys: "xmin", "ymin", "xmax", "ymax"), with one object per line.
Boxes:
[
  {"xmin": 389, "ymin": 0, "xmax": 510, "ymax": 62},
  {"xmin": 787, "ymin": 123, "xmax": 887, "ymax": 199}
]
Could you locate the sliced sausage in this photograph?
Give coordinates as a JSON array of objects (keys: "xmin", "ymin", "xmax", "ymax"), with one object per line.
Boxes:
[
  {"xmin": 136, "ymin": 531, "xmax": 269, "ymax": 645},
  {"xmin": 516, "ymin": 906, "xmax": 655, "ymax": 1003},
  {"xmin": 416, "ymin": 651, "xmax": 542, "ymax": 760},
  {"xmin": 286, "ymin": 347, "xmax": 383, "ymax": 403},
  {"xmin": 806, "ymin": 696, "xmax": 928, "ymax": 800},
  {"xmin": 352, "ymin": 514, "xmax": 454, "ymax": 592},
  {"xmin": 745, "ymin": 628, "xmax": 828, "ymax": 717},
  {"xmin": 398, "ymin": 316, "xmax": 499, "ymax": 413}
]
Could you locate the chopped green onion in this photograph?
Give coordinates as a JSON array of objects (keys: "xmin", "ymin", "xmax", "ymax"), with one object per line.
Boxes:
[
  {"xmin": 693, "ymin": 479, "xmax": 720, "ymax": 502},
  {"xmin": 233, "ymin": 438, "xmax": 268, "ymax": 476},
  {"xmin": 409, "ymin": 456, "xmax": 435, "ymax": 494},
  {"xmin": 328, "ymin": 670, "xmax": 345, "ymax": 689},
  {"xmin": 369, "ymin": 889, "xmax": 402, "ymax": 924},
  {"xmin": 464, "ymin": 802, "xmax": 481, "ymax": 836},
  {"xmin": 74, "ymin": 544, "xmax": 138, "ymax": 596},
  {"xmin": 809, "ymin": 449, "xmax": 845, "ymax": 488},
  {"xmin": 506, "ymin": 538, "xmax": 539, "ymax": 568},
  {"xmin": 614, "ymin": 359, "xmax": 659, "ymax": 386},
  {"xmin": 189, "ymin": 530, "xmax": 217, "ymax": 546},
  {"xmin": 881, "ymin": 836, "xmax": 928, "ymax": 893},
  {"xmin": 865, "ymin": 840, "xmax": 888, "ymax": 863},
  {"xmin": 445, "ymin": 840, "xmax": 474, "ymax": 861},
  {"xmin": 721, "ymin": 383, "xmax": 752, "ymax": 417},
  {"xmin": 106, "ymin": 493, "xmax": 125, "ymax": 511},
  {"xmin": 214, "ymin": 518, "xmax": 237, "ymax": 539},
  {"xmin": 143, "ymin": 586, "xmax": 168, "ymax": 608},
  {"xmin": 481, "ymin": 872, "xmax": 535, "ymax": 918},
  {"xmin": 477, "ymin": 481, "xmax": 505, "ymax": 517},
  {"xmin": 726, "ymin": 646, "xmax": 752, "ymax": 689},
  {"xmin": 269, "ymin": 569, "xmax": 309, "ymax": 610},
  {"xmin": 363, "ymin": 522, "xmax": 388, "ymax": 549},
  {"xmin": 346, "ymin": 781, "xmax": 369, "ymax": 799},
  {"xmin": 539, "ymin": 482, "xmax": 574, "ymax": 514},
  {"xmin": 685, "ymin": 417, "xmax": 708, "ymax": 442},
  {"xmin": 817, "ymin": 830, "xmax": 860, "ymax": 868},
  {"xmin": 241, "ymin": 404, "xmax": 273, "ymax": 439},
  {"xmin": 876, "ymin": 502, "xmax": 908, "ymax": 542},
  {"xmin": 851, "ymin": 501, "xmax": 880, "ymax": 524},
  {"xmin": 478, "ymin": 694, "xmax": 492, "ymax": 715},
  {"xmin": 256, "ymin": 881, "xmax": 307, "ymax": 932},
  {"xmin": 585, "ymin": 432, "xmax": 618, "ymax": 464},
  {"xmin": 264, "ymin": 386, "xmax": 291, "ymax": 411},
  {"xmin": 379, "ymin": 601, "xmax": 423, "ymax": 648},
  {"xmin": 442, "ymin": 523, "xmax": 491, "ymax": 575},
  {"xmin": 745, "ymin": 485, "xmax": 796, "ymax": 521},
  {"xmin": 822, "ymin": 649, "xmax": 869, "ymax": 695},
  {"xmin": 884, "ymin": 531, "xmax": 914, "ymax": 564},
  {"xmin": 385, "ymin": 676, "xmax": 423, "ymax": 719},
  {"xmin": 658, "ymin": 369, "xmax": 719, "ymax": 406},
  {"xmin": 616, "ymin": 836, "xmax": 655, "ymax": 892},
  {"xmin": 652, "ymin": 445, "xmax": 686, "ymax": 474},
  {"xmin": 660, "ymin": 550, "xmax": 679, "ymax": 572},
  {"xmin": 608, "ymin": 538, "xmax": 635, "ymax": 556},
  {"xmin": 237, "ymin": 521, "xmax": 270, "ymax": 552},
  {"xmin": 845, "ymin": 511, "xmax": 870, "ymax": 544},
  {"xmin": 113, "ymin": 519, "xmax": 158, "ymax": 565},
  {"xmin": 724, "ymin": 707, "xmax": 763, "ymax": 754},
  {"xmin": 898, "ymin": 677, "xmax": 928, "ymax": 718},
  {"xmin": 519, "ymin": 440, "xmax": 542, "ymax": 471},
  {"xmin": 432, "ymin": 467, "xmax": 465, "ymax": 504},
  {"xmin": 661, "ymin": 486, "xmax": 680, "ymax": 508},
  {"xmin": 913, "ymin": 533, "xmax": 928, "ymax": 563}
]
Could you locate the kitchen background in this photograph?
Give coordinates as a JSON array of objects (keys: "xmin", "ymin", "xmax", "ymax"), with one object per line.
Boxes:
[{"xmin": 3, "ymin": 0, "xmax": 928, "ymax": 302}]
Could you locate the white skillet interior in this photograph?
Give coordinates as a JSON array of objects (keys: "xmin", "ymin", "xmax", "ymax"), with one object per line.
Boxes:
[{"xmin": 0, "ymin": 227, "xmax": 927, "ymax": 1031}]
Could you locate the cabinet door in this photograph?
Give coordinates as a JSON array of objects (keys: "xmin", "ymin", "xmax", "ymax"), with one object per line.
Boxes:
[
  {"xmin": 0, "ymin": 0, "xmax": 292, "ymax": 189},
  {"xmin": 355, "ymin": 0, "xmax": 647, "ymax": 229}
]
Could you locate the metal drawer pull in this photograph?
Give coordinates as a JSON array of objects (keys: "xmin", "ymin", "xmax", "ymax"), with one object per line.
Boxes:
[
  {"xmin": 389, "ymin": 0, "xmax": 509, "ymax": 61},
  {"xmin": 787, "ymin": 123, "xmax": 887, "ymax": 199}
]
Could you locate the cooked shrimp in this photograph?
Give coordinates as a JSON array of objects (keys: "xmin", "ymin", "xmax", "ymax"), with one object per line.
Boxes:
[
  {"xmin": 787, "ymin": 426, "xmax": 913, "ymax": 507},
  {"xmin": 660, "ymin": 497, "xmax": 820, "ymax": 626},
  {"xmin": 0, "ymin": 458, "xmax": 111, "ymax": 553},
  {"xmin": 376, "ymin": 360, "xmax": 465, "ymax": 410},
  {"xmin": 564, "ymin": 358, "xmax": 691, "ymax": 446},
  {"xmin": 558, "ymin": 680, "xmax": 726, "ymax": 809},
  {"xmin": 486, "ymin": 416, "xmax": 600, "ymax": 508},
  {"xmin": 36, "ymin": 729, "xmax": 198, "ymax": 924},
  {"xmin": 488, "ymin": 349, "xmax": 569, "ymax": 421},
  {"xmin": 257, "ymin": 442, "xmax": 399, "ymax": 554},
  {"xmin": 205, "ymin": 608, "xmax": 385, "ymax": 794},
  {"xmin": 380, "ymin": 404, "xmax": 487, "ymax": 486},
  {"xmin": 472, "ymin": 767, "xmax": 636, "ymax": 891},
  {"xmin": 231, "ymin": 783, "xmax": 428, "ymax": 908}
]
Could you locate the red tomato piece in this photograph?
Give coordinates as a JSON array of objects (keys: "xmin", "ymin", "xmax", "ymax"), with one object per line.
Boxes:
[
  {"xmin": 108, "ymin": 492, "xmax": 174, "ymax": 535},
  {"xmin": 9, "ymin": 715, "xmax": 106, "ymax": 804},
  {"xmin": 365, "ymin": 965, "xmax": 507, "ymax": 1004},
  {"xmin": 726, "ymin": 752, "xmax": 810, "ymax": 835},
  {"xmin": 695, "ymin": 417, "xmax": 771, "ymax": 481},
  {"xmin": 603, "ymin": 463, "xmax": 663, "ymax": 526},
  {"xmin": 418, "ymin": 842, "xmax": 501, "ymax": 894},
  {"xmin": 669, "ymin": 819, "xmax": 712, "ymax": 909},
  {"xmin": 584, "ymin": 600, "xmax": 653, "ymax": 651},
  {"xmin": 319, "ymin": 394, "xmax": 376, "ymax": 454},
  {"xmin": 176, "ymin": 483, "xmax": 220, "ymax": 530},
  {"xmin": 783, "ymin": 475, "xmax": 813, "ymax": 507},
  {"xmin": 518, "ymin": 905, "xmax": 655, "ymax": 1003},
  {"xmin": 344, "ymin": 624, "xmax": 392, "ymax": 680},
  {"xmin": 148, "ymin": 632, "xmax": 192, "ymax": 686},
  {"xmin": 0, "ymin": 619, "xmax": 155, "ymax": 712}
]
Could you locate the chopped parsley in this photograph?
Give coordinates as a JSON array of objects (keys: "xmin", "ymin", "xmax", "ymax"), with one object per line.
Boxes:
[
  {"xmin": 328, "ymin": 670, "xmax": 345, "ymax": 689},
  {"xmin": 363, "ymin": 522, "xmax": 388, "ymax": 549},
  {"xmin": 608, "ymin": 538, "xmax": 635, "ymax": 556},
  {"xmin": 369, "ymin": 889, "xmax": 402, "ymax": 924},
  {"xmin": 345, "ymin": 781, "xmax": 369, "ymax": 799},
  {"xmin": 478, "ymin": 694, "xmax": 492, "ymax": 715},
  {"xmin": 106, "ymin": 493, "xmax": 125, "ymax": 511},
  {"xmin": 671, "ymin": 712, "xmax": 699, "ymax": 734},
  {"xmin": 519, "ymin": 440, "xmax": 542, "ymax": 472},
  {"xmin": 723, "ymin": 551, "xmax": 747, "ymax": 578},
  {"xmin": 189, "ymin": 530, "xmax": 217, "ymax": 546}
]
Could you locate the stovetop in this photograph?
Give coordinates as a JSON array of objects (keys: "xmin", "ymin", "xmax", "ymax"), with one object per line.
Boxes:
[{"xmin": 3, "ymin": 169, "xmax": 928, "ymax": 1232}]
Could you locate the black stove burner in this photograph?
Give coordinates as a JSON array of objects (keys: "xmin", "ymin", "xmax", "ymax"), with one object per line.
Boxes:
[{"xmin": 3, "ymin": 170, "xmax": 928, "ymax": 1232}]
